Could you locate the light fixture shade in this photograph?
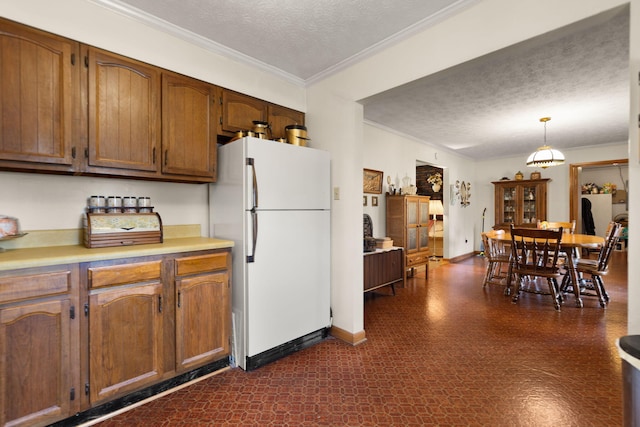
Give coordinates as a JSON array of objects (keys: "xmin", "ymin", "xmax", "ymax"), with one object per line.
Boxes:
[
  {"xmin": 526, "ymin": 145, "xmax": 565, "ymax": 168},
  {"xmin": 429, "ymin": 199, "xmax": 444, "ymax": 215}
]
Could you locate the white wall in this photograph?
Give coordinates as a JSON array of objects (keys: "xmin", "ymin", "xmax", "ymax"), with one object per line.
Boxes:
[
  {"xmin": 0, "ymin": 172, "xmax": 209, "ymax": 232},
  {"xmin": 362, "ymin": 124, "xmax": 476, "ymax": 259}
]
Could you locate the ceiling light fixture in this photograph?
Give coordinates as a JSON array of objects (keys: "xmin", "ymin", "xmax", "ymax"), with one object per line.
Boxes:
[{"xmin": 526, "ymin": 117, "xmax": 565, "ymax": 169}]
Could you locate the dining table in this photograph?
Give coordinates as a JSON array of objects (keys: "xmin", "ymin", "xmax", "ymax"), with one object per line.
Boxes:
[{"xmin": 485, "ymin": 229, "xmax": 605, "ymax": 307}]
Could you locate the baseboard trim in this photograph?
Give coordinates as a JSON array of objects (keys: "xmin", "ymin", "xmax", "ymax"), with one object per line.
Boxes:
[
  {"xmin": 330, "ymin": 325, "xmax": 367, "ymax": 345},
  {"xmin": 449, "ymin": 251, "xmax": 477, "ymax": 263}
]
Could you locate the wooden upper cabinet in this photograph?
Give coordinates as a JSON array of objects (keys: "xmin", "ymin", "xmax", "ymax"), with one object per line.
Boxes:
[
  {"xmin": 219, "ymin": 89, "xmax": 267, "ymax": 135},
  {"xmin": 268, "ymin": 104, "xmax": 305, "ymax": 140},
  {"xmin": 0, "ymin": 18, "xmax": 79, "ymax": 171},
  {"xmin": 86, "ymin": 46, "xmax": 160, "ymax": 174},
  {"xmin": 162, "ymin": 72, "xmax": 217, "ymax": 181}
]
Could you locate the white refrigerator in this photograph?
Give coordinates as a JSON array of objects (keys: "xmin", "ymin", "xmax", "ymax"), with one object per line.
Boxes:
[{"xmin": 209, "ymin": 137, "xmax": 331, "ymax": 370}]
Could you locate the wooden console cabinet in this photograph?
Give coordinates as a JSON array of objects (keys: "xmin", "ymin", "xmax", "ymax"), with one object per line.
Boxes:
[
  {"xmin": 363, "ymin": 248, "xmax": 405, "ymax": 294},
  {"xmin": 386, "ymin": 195, "xmax": 431, "ymax": 277}
]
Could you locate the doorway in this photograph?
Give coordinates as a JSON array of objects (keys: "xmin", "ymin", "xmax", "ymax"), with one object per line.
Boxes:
[
  {"xmin": 569, "ymin": 158, "xmax": 628, "ymax": 235},
  {"xmin": 416, "ymin": 162, "xmax": 444, "ymax": 258}
]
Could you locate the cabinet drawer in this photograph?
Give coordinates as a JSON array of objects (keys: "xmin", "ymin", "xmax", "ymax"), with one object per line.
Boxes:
[
  {"xmin": 406, "ymin": 251, "xmax": 429, "ymax": 267},
  {"xmin": 89, "ymin": 260, "xmax": 162, "ymax": 288},
  {"xmin": 0, "ymin": 270, "xmax": 71, "ymax": 304},
  {"xmin": 175, "ymin": 253, "xmax": 228, "ymax": 276}
]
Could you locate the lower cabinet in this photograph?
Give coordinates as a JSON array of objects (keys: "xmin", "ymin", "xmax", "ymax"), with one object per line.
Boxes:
[
  {"xmin": 0, "ymin": 265, "xmax": 79, "ymax": 427},
  {"xmin": 175, "ymin": 253, "xmax": 230, "ymax": 372},
  {"xmin": 0, "ymin": 248, "xmax": 231, "ymax": 426},
  {"xmin": 175, "ymin": 273, "xmax": 228, "ymax": 371},
  {"xmin": 88, "ymin": 280, "xmax": 164, "ymax": 403},
  {"xmin": 85, "ymin": 251, "xmax": 230, "ymax": 405}
]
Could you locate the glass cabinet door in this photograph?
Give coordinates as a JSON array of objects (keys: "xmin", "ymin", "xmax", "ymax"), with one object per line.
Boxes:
[
  {"xmin": 407, "ymin": 228, "xmax": 417, "ymax": 251},
  {"xmin": 502, "ymin": 186, "xmax": 517, "ymax": 224},
  {"xmin": 523, "ymin": 185, "xmax": 537, "ymax": 224},
  {"xmin": 407, "ymin": 200, "xmax": 418, "ymax": 226},
  {"xmin": 418, "ymin": 199, "xmax": 430, "ymax": 225},
  {"xmin": 419, "ymin": 227, "xmax": 429, "ymax": 251}
]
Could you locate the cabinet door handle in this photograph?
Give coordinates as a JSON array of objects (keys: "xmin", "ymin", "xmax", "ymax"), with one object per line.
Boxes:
[
  {"xmin": 177, "ymin": 291, "xmax": 181, "ymax": 308},
  {"xmin": 153, "ymin": 147, "xmax": 156, "ymax": 164},
  {"xmin": 158, "ymin": 295, "xmax": 162, "ymax": 313},
  {"xmin": 164, "ymin": 149, "xmax": 168, "ymax": 167}
]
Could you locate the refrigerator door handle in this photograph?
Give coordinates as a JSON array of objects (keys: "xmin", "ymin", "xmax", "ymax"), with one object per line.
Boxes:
[
  {"xmin": 247, "ymin": 208, "xmax": 257, "ymax": 263},
  {"xmin": 247, "ymin": 157, "xmax": 258, "ymax": 209}
]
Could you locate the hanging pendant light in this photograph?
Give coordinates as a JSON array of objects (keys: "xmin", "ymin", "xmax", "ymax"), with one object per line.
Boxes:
[{"xmin": 526, "ymin": 117, "xmax": 565, "ymax": 168}]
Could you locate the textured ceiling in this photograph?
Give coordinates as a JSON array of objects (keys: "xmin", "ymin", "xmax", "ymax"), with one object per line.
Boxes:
[
  {"xmin": 361, "ymin": 6, "xmax": 630, "ymax": 161},
  {"xmin": 93, "ymin": 1, "xmax": 630, "ymax": 161},
  {"xmin": 100, "ymin": 0, "xmax": 470, "ymax": 82}
]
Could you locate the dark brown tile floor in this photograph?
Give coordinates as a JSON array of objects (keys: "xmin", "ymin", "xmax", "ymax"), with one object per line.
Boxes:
[{"xmin": 95, "ymin": 252, "xmax": 627, "ymax": 426}]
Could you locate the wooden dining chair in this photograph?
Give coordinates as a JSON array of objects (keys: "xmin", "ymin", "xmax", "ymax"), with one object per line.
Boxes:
[
  {"xmin": 543, "ymin": 220, "xmax": 576, "ymax": 234},
  {"xmin": 561, "ymin": 222, "xmax": 622, "ymax": 307},
  {"xmin": 509, "ymin": 225, "xmax": 564, "ymax": 311},
  {"xmin": 481, "ymin": 232, "xmax": 511, "ymax": 287},
  {"xmin": 581, "ymin": 221, "xmax": 616, "ymax": 258},
  {"xmin": 543, "ymin": 220, "xmax": 577, "ymax": 265}
]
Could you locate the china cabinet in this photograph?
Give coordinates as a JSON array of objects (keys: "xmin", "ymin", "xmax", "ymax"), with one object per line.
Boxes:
[
  {"xmin": 385, "ymin": 195, "xmax": 430, "ymax": 276},
  {"xmin": 492, "ymin": 179, "xmax": 549, "ymax": 230}
]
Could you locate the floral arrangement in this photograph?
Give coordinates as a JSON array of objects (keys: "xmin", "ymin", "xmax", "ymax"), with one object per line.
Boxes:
[
  {"xmin": 602, "ymin": 182, "xmax": 617, "ymax": 194},
  {"xmin": 582, "ymin": 183, "xmax": 600, "ymax": 194},
  {"xmin": 427, "ymin": 172, "xmax": 443, "ymax": 186}
]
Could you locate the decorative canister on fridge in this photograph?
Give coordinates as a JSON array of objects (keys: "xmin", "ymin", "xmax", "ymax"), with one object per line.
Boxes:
[
  {"xmin": 252, "ymin": 121, "xmax": 272, "ymax": 139},
  {"xmin": 285, "ymin": 124, "xmax": 309, "ymax": 146}
]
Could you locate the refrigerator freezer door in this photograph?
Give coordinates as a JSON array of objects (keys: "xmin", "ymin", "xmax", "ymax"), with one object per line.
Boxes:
[
  {"xmin": 245, "ymin": 209, "xmax": 330, "ymax": 358},
  {"xmin": 245, "ymin": 138, "xmax": 330, "ymax": 211}
]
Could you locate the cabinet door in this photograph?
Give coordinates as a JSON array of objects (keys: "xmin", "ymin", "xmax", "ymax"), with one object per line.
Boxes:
[
  {"xmin": 268, "ymin": 104, "xmax": 304, "ymax": 139},
  {"xmin": 89, "ymin": 282, "xmax": 163, "ymax": 404},
  {"xmin": 162, "ymin": 72, "xmax": 217, "ymax": 180},
  {"xmin": 0, "ymin": 18, "xmax": 79, "ymax": 170},
  {"xmin": 220, "ymin": 89, "xmax": 267, "ymax": 135},
  {"xmin": 495, "ymin": 183, "xmax": 518, "ymax": 226},
  {"xmin": 175, "ymin": 272, "xmax": 230, "ymax": 372},
  {"xmin": 86, "ymin": 47, "xmax": 160, "ymax": 173},
  {"xmin": 405, "ymin": 197, "xmax": 419, "ymax": 253},
  {"xmin": 0, "ymin": 298, "xmax": 72, "ymax": 427},
  {"xmin": 417, "ymin": 197, "xmax": 430, "ymax": 252},
  {"xmin": 522, "ymin": 183, "xmax": 539, "ymax": 224}
]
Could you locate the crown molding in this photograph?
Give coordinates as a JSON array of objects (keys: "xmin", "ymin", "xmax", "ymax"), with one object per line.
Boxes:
[{"xmin": 89, "ymin": 0, "xmax": 306, "ymax": 87}]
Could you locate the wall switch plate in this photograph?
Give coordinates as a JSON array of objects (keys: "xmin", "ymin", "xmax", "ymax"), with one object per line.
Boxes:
[{"xmin": 333, "ymin": 187, "xmax": 340, "ymax": 200}]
